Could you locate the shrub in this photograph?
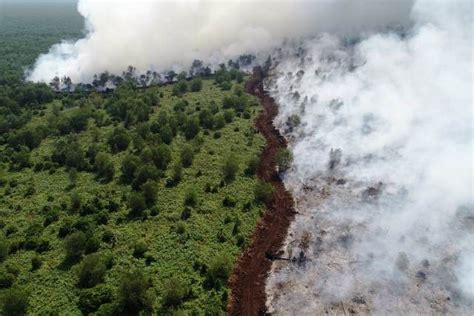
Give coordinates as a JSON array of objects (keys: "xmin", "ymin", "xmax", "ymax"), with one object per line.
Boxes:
[
  {"xmin": 184, "ymin": 189, "xmax": 197, "ymax": 206},
  {"xmin": 70, "ymin": 192, "xmax": 82, "ymax": 212},
  {"xmin": 222, "ymin": 155, "xmax": 239, "ymax": 182},
  {"xmin": 11, "ymin": 148, "xmax": 31, "ymax": 170},
  {"xmin": 285, "ymin": 113, "xmax": 301, "ymax": 130},
  {"xmin": 64, "ymin": 231, "xmax": 88, "ymax": 260},
  {"xmin": 275, "ymin": 148, "xmax": 293, "ymax": 172},
  {"xmin": 107, "ymin": 127, "xmax": 130, "ymax": 152},
  {"xmin": 31, "ymin": 256, "xmax": 42, "ymax": 271},
  {"xmin": 0, "ymin": 269, "xmax": 14, "ymax": 289},
  {"xmin": 133, "ymin": 240, "xmax": 148, "ymax": 258},
  {"xmin": 118, "ymin": 271, "xmax": 152, "ymax": 314},
  {"xmin": 220, "ymin": 81, "xmax": 232, "ymax": 91},
  {"xmin": 223, "ymin": 109, "xmax": 235, "ymax": 123},
  {"xmin": 199, "ymin": 109, "xmax": 214, "ymax": 129},
  {"xmin": 180, "ymin": 145, "xmax": 194, "ymax": 168},
  {"xmin": 141, "ymin": 180, "xmax": 158, "ymax": 206},
  {"xmin": 181, "ymin": 207, "xmax": 191, "ymax": 220},
  {"xmin": 254, "ymin": 181, "xmax": 274, "ymax": 204},
  {"xmin": 67, "ymin": 168, "xmax": 78, "ymax": 187},
  {"xmin": 183, "ymin": 117, "xmax": 200, "ymax": 140},
  {"xmin": 245, "ymin": 156, "xmax": 260, "ymax": 176},
  {"xmin": 205, "ymin": 253, "xmax": 232, "ymax": 289},
  {"xmin": 172, "ymin": 80, "xmax": 188, "ymax": 96},
  {"xmin": 0, "ymin": 237, "xmax": 9, "ymax": 262},
  {"xmin": 95, "ymin": 211, "xmax": 109, "ymax": 225},
  {"xmin": 132, "ymin": 164, "xmax": 161, "ymax": 190},
  {"xmin": 163, "ymin": 277, "xmax": 188, "ymax": 307},
  {"xmin": 121, "ymin": 155, "xmax": 140, "ymax": 184},
  {"xmin": 150, "ymin": 145, "xmax": 172, "ymax": 171},
  {"xmin": 85, "ymin": 235, "xmax": 100, "ymax": 255},
  {"xmin": 176, "ymin": 223, "xmax": 186, "ymax": 235},
  {"xmin": 77, "ymin": 286, "xmax": 112, "ymax": 315},
  {"xmin": 190, "ymin": 78, "xmax": 203, "ymax": 92},
  {"xmin": 128, "ymin": 192, "xmax": 146, "ymax": 218},
  {"xmin": 222, "ymin": 196, "xmax": 237, "ymax": 207},
  {"xmin": 76, "ymin": 253, "xmax": 107, "ymax": 288},
  {"xmin": 172, "ymin": 163, "xmax": 183, "ymax": 184},
  {"xmin": 1, "ymin": 287, "xmax": 29, "ymax": 316},
  {"xmin": 102, "ymin": 230, "xmax": 115, "ymax": 244},
  {"xmin": 160, "ymin": 125, "xmax": 173, "ymax": 144},
  {"xmin": 94, "ymin": 152, "xmax": 115, "ymax": 181},
  {"xmin": 213, "ymin": 113, "xmax": 225, "ymax": 129}
]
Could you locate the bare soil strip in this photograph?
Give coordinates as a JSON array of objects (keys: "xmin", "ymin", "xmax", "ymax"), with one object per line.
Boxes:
[{"xmin": 227, "ymin": 67, "xmax": 295, "ymax": 315}]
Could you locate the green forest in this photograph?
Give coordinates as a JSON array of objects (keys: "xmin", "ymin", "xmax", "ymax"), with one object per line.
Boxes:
[{"xmin": 0, "ymin": 3, "xmax": 270, "ymax": 314}]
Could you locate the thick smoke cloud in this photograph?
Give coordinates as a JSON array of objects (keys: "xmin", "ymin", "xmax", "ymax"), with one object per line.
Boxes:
[
  {"xmin": 26, "ymin": 0, "xmax": 472, "ymax": 314},
  {"xmin": 265, "ymin": 0, "xmax": 473, "ymax": 314},
  {"xmin": 27, "ymin": 0, "xmax": 413, "ymax": 82}
]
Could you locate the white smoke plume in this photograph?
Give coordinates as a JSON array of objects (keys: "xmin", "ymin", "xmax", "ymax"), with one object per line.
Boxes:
[
  {"xmin": 27, "ymin": 0, "xmax": 414, "ymax": 83},
  {"xmin": 26, "ymin": 0, "xmax": 473, "ymax": 314},
  {"xmin": 265, "ymin": 0, "xmax": 473, "ymax": 314}
]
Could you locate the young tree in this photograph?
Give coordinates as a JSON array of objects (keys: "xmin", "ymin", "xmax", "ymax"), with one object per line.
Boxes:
[
  {"xmin": 165, "ymin": 70, "xmax": 177, "ymax": 82},
  {"xmin": 213, "ymin": 113, "xmax": 226, "ymax": 129},
  {"xmin": 184, "ymin": 189, "xmax": 197, "ymax": 206},
  {"xmin": 177, "ymin": 71, "xmax": 187, "ymax": 81},
  {"xmin": 121, "ymin": 155, "xmax": 140, "ymax": 184},
  {"xmin": 205, "ymin": 253, "xmax": 232, "ymax": 290},
  {"xmin": 64, "ymin": 231, "xmax": 88, "ymax": 260},
  {"xmin": 1, "ymin": 287, "xmax": 29, "ymax": 316},
  {"xmin": 180, "ymin": 145, "xmax": 194, "ymax": 168},
  {"xmin": 76, "ymin": 253, "xmax": 107, "ymax": 288},
  {"xmin": 107, "ymin": 127, "xmax": 130, "ymax": 152},
  {"xmin": 31, "ymin": 256, "xmax": 42, "ymax": 271},
  {"xmin": 94, "ymin": 152, "xmax": 115, "ymax": 182},
  {"xmin": 118, "ymin": 271, "xmax": 152, "ymax": 314},
  {"xmin": 132, "ymin": 240, "xmax": 148, "ymax": 258},
  {"xmin": 160, "ymin": 124, "xmax": 173, "ymax": 144},
  {"xmin": 245, "ymin": 156, "xmax": 260, "ymax": 176},
  {"xmin": 190, "ymin": 78, "xmax": 203, "ymax": 92},
  {"xmin": 198, "ymin": 109, "xmax": 214, "ymax": 129},
  {"xmin": 171, "ymin": 162, "xmax": 183, "ymax": 183},
  {"xmin": 163, "ymin": 277, "xmax": 188, "ymax": 307},
  {"xmin": 183, "ymin": 117, "xmax": 200, "ymax": 140},
  {"xmin": 70, "ymin": 192, "xmax": 82, "ymax": 212},
  {"xmin": 128, "ymin": 192, "xmax": 146, "ymax": 218},
  {"xmin": 141, "ymin": 180, "xmax": 158, "ymax": 206},
  {"xmin": 150, "ymin": 145, "xmax": 172, "ymax": 170},
  {"xmin": 222, "ymin": 155, "xmax": 239, "ymax": 182},
  {"xmin": 68, "ymin": 168, "xmax": 78, "ymax": 188},
  {"xmin": 223, "ymin": 109, "xmax": 235, "ymax": 123},
  {"xmin": 0, "ymin": 236, "xmax": 8, "ymax": 262},
  {"xmin": 172, "ymin": 80, "xmax": 188, "ymax": 97},
  {"xmin": 254, "ymin": 180, "xmax": 274, "ymax": 204},
  {"xmin": 275, "ymin": 148, "xmax": 293, "ymax": 172}
]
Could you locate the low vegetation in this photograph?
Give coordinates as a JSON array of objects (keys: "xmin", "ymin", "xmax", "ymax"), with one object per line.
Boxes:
[
  {"xmin": 0, "ymin": 72, "xmax": 267, "ymax": 314},
  {"xmin": 0, "ymin": 4, "xmax": 270, "ymax": 314}
]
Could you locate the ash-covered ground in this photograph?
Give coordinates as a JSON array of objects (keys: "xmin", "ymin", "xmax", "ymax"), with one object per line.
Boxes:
[{"xmin": 264, "ymin": 2, "xmax": 473, "ymax": 314}]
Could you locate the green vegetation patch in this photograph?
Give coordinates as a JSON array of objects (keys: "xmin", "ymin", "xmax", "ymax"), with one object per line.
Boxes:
[{"xmin": 0, "ymin": 75, "xmax": 266, "ymax": 314}]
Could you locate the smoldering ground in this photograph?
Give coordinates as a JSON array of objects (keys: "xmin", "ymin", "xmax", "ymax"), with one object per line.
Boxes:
[
  {"xmin": 265, "ymin": 0, "xmax": 473, "ymax": 314},
  {"xmin": 26, "ymin": 0, "xmax": 473, "ymax": 314}
]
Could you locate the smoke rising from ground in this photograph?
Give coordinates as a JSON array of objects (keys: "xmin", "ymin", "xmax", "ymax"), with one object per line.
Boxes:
[
  {"xmin": 265, "ymin": 0, "xmax": 473, "ymax": 314},
  {"xmin": 27, "ymin": 0, "xmax": 414, "ymax": 82},
  {"xmin": 26, "ymin": 0, "xmax": 473, "ymax": 313}
]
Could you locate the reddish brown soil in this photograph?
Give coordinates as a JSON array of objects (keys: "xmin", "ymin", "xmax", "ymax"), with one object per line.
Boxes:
[{"xmin": 227, "ymin": 67, "xmax": 295, "ymax": 315}]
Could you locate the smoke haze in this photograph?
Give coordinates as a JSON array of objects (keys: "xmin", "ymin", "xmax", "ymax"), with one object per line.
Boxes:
[
  {"xmin": 25, "ymin": 0, "xmax": 473, "ymax": 314},
  {"xmin": 265, "ymin": 0, "xmax": 473, "ymax": 314},
  {"xmin": 27, "ymin": 0, "xmax": 413, "ymax": 82}
]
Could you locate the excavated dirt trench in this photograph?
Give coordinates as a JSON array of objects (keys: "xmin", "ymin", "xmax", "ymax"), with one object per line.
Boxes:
[{"xmin": 227, "ymin": 67, "xmax": 295, "ymax": 315}]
